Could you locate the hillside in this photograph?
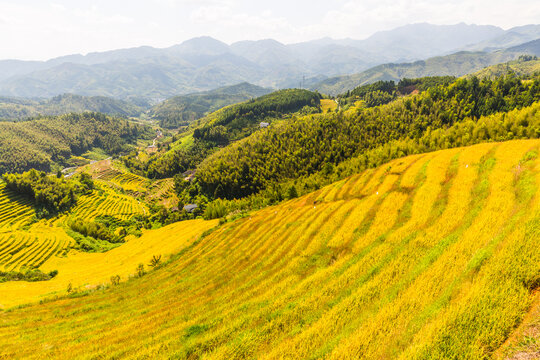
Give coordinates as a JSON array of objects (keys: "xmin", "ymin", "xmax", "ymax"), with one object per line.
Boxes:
[
  {"xmin": 471, "ymin": 57, "xmax": 540, "ymax": 79},
  {"xmin": 184, "ymin": 74, "xmax": 540, "ymax": 204},
  {"xmin": 0, "ymin": 140, "xmax": 538, "ymax": 359},
  {"xmin": 139, "ymin": 88, "xmax": 322, "ymax": 179},
  {"xmin": 312, "ymin": 51, "xmax": 533, "ymax": 96},
  {"xmin": 0, "ymin": 93, "xmax": 145, "ymax": 120},
  {"xmin": 0, "ymin": 112, "xmax": 152, "ymax": 174},
  {"xmin": 148, "ymin": 83, "xmax": 272, "ymax": 129}
]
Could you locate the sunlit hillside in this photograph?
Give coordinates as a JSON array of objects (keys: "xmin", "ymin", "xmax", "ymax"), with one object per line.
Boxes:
[
  {"xmin": 0, "ymin": 218, "xmax": 217, "ymax": 308},
  {"xmin": 0, "ymin": 174, "xmax": 150, "ymax": 280},
  {"xmin": 0, "ymin": 139, "xmax": 538, "ymax": 359}
]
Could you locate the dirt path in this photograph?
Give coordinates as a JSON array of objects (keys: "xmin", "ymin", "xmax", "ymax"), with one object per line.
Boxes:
[{"xmin": 494, "ymin": 289, "xmax": 540, "ymax": 359}]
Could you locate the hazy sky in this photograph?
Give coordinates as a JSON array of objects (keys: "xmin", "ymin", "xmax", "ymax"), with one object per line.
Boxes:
[{"xmin": 1, "ymin": 0, "xmax": 539, "ymax": 60}]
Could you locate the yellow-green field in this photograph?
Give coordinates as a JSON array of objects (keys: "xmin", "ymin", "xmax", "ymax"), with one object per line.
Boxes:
[
  {"xmin": 320, "ymin": 99, "xmax": 338, "ymax": 112},
  {"xmin": 0, "ymin": 139, "xmax": 538, "ymax": 359},
  {"xmin": 0, "ymin": 180, "xmax": 147, "ymax": 277},
  {"xmin": 0, "ymin": 219, "xmax": 217, "ymax": 308},
  {"xmin": 0, "ymin": 184, "xmax": 35, "ymax": 231},
  {"xmin": 71, "ymin": 186, "xmax": 148, "ymax": 220}
]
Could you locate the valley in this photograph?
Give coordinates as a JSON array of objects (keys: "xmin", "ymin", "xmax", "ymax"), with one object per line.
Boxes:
[{"xmin": 0, "ymin": 16, "xmax": 539, "ymax": 359}]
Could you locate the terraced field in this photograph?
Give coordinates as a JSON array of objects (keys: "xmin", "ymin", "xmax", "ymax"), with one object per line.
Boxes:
[
  {"xmin": 0, "ymin": 218, "xmax": 218, "ymax": 308},
  {"xmin": 0, "ymin": 181, "xmax": 147, "ymax": 273},
  {"xmin": 97, "ymin": 168, "xmax": 148, "ymax": 192},
  {"xmin": 109, "ymin": 172, "xmax": 148, "ymax": 192},
  {"xmin": 0, "ymin": 140, "xmax": 538, "ymax": 359},
  {"xmin": 72, "ymin": 186, "xmax": 147, "ymax": 220},
  {"xmin": 0, "ymin": 231, "xmax": 72, "ymax": 272},
  {"xmin": 0, "ymin": 184, "xmax": 35, "ymax": 231}
]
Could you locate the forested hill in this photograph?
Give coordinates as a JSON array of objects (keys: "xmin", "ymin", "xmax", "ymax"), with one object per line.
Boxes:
[
  {"xmin": 0, "ymin": 112, "xmax": 151, "ymax": 174},
  {"xmin": 133, "ymin": 88, "xmax": 322, "ymax": 179},
  {"xmin": 470, "ymin": 56, "xmax": 540, "ymax": 79},
  {"xmin": 193, "ymin": 88, "xmax": 321, "ymax": 144},
  {"xmin": 149, "ymin": 83, "xmax": 272, "ymax": 129},
  {"xmin": 182, "ymin": 73, "xmax": 540, "ymax": 202},
  {"xmin": 0, "ymin": 94, "xmax": 145, "ymax": 121}
]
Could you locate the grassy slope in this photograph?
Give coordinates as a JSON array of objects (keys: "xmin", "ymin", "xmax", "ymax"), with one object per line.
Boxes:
[{"xmin": 0, "ymin": 139, "xmax": 538, "ymax": 359}]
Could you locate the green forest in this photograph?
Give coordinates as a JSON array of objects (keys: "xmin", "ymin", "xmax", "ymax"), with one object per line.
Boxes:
[
  {"xmin": 174, "ymin": 73, "xmax": 540, "ymax": 210},
  {"xmin": 0, "ymin": 112, "xmax": 152, "ymax": 174}
]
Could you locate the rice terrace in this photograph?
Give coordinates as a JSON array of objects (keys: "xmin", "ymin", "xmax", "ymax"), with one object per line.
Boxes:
[{"xmin": 0, "ymin": 2, "xmax": 540, "ymax": 359}]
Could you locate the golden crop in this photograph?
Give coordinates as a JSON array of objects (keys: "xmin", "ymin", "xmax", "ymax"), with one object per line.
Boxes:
[{"xmin": 0, "ymin": 139, "xmax": 538, "ymax": 359}]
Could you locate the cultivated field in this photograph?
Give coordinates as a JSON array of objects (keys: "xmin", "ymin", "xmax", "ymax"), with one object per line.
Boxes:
[
  {"xmin": 0, "ymin": 181, "xmax": 148, "ymax": 275},
  {"xmin": 0, "ymin": 140, "xmax": 538, "ymax": 359},
  {"xmin": 71, "ymin": 186, "xmax": 147, "ymax": 220},
  {"xmin": 0, "ymin": 184, "xmax": 35, "ymax": 231}
]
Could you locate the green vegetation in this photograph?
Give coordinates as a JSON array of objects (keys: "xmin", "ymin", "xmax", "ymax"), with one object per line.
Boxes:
[
  {"xmin": 2, "ymin": 170, "xmax": 94, "ymax": 217},
  {"xmin": 149, "ymin": 82, "xmax": 271, "ymax": 129},
  {"xmin": 184, "ymin": 74, "xmax": 540, "ymax": 203},
  {"xmin": 192, "ymin": 88, "xmax": 322, "ymax": 144},
  {"xmin": 67, "ymin": 215, "xmax": 144, "ymax": 253},
  {"xmin": 0, "ymin": 112, "xmax": 152, "ymax": 174},
  {"xmin": 125, "ymin": 89, "xmax": 322, "ymax": 179},
  {"xmin": 0, "ymin": 93, "xmax": 145, "ymax": 121},
  {"xmin": 339, "ymin": 77, "xmax": 456, "ymax": 109},
  {"xmin": 471, "ymin": 55, "xmax": 540, "ymax": 79},
  {"xmin": 0, "ymin": 268, "xmax": 58, "ymax": 283}
]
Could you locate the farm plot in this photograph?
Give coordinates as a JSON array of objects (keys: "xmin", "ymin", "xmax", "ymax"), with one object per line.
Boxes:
[
  {"xmin": 0, "ymin": 184, "xmax": 35, "ymax": 231},
  {"xmin": 0, "ymin": 231, "xmax": 73, "ymax": 272},
  {"xmin": 72, "ymin": 187, "xmax": 147, "ymax": 221}
]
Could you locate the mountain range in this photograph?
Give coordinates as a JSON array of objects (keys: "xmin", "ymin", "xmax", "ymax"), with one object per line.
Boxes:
[
  {"xmin": 312, "ymin": 38, "xmax": 540, "ymax": 95},
  {"xmin": 0, "ymin": 23, "xmax": 539, "ymax": 100}
]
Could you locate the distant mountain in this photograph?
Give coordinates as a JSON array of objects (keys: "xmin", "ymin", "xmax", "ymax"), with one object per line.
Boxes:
[
  {"xmin": 460, "ymin": 25, "xmax": 540, "ymax": 52},
  {"xmin": 505, "ymin": 38, "xmax": 540, "ymax": 55},
  {"xmin": 0, "ymin": 23, "xmax": 537, "ymax": 99},
  {"xmin": 0, "ymin": 93, "xmax": 144, "ymax": 120},
  {"xmin": 312, "ymin": 48, "xmax": 538, "ymax": 96},
  {"xmin": 148, "ymin": 82, "xmax": 272, "ymax": 128},
  {"xmin": 349, "ymin": 22, "xmax": 504, "ymax": 60}
]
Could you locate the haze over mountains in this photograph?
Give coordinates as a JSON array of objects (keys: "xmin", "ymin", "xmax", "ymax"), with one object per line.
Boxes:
[{"xmin": 0, "ymin": 23, "xmax": 539, "ymax": 100}]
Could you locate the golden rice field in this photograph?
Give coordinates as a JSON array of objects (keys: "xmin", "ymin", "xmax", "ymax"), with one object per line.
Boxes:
[
  {"xmin": 0, "ymin": 229, "xmax": 72, "ymax": 272},
  {"xmin": 0, "ymin": 218, "xmax": 218, "ymax": 308},
  {"xmin": 107, "ymin": 171, "xmax": 149, "ymax": 192},
  {"xmin": 0, "ymin": 140, "xmax": 539, "ymax": 359},
  {"xmin": 71, "ymin": 186, "xmax": 148, "ymax": 220},
  {"xmin": 0, "ymin": 182, "xmax": 148, "ymax": 275},
  {"xmin": 0, "ymin": 184, "xmax": 35, "ymax": 231},
  {"xmin": 93, "ymin": 167, "xmax": 148, "ymax": 192}
]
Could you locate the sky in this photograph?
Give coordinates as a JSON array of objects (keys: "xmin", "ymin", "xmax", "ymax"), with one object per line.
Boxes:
[{"xmin": 0, "ymin": 0, "xmax": 539, "ymax": 60}]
